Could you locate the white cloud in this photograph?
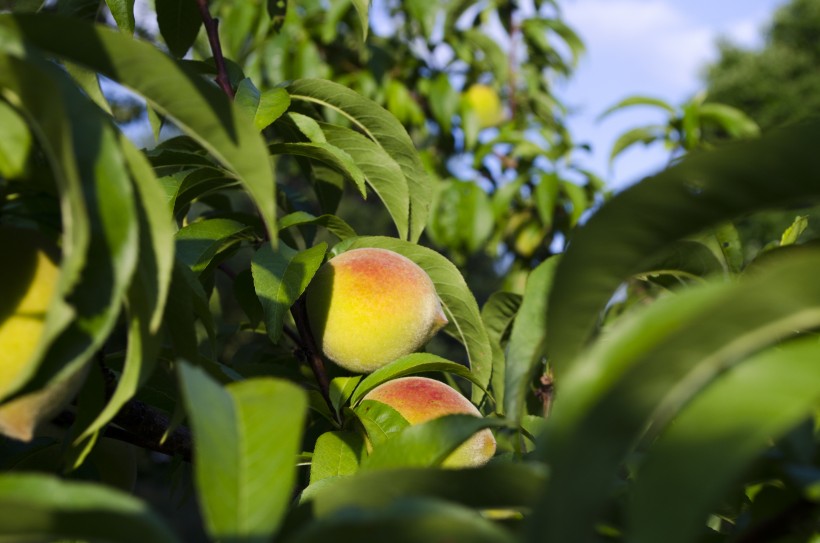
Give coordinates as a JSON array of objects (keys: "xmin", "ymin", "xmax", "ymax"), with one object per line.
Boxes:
[{"xmin": 562, "ymin": 0, "xmax": 714, "ymax": 93}]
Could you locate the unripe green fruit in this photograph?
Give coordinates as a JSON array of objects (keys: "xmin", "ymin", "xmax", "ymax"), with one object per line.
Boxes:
[
  {"xmin": 0, "ymin": 226, "xmax": 83, "ymax": 442},
  {"xmin": 305, "ymin": 248, "xmax": 448, "ymax": 374},
  {"xmin": 463, "ymin": 84, "xmax": 504, "ymax": 129},
  {"xmin": 363, "ymin": 376, "xmax": 496, "ymax": 468}
]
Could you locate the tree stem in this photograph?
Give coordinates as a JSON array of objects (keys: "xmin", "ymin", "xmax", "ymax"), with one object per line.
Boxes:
[
  {"xmin": 195, "ymin": 0, "xmax": 235, "ymax": 98},
  {"xmin": 291, "ymin": 296, "xmax": 338, "ymax": 423}
]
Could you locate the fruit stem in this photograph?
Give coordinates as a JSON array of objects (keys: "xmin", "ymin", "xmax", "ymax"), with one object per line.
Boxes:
[
  {"xmin": 195, "ymin": 0, "xmax": 235, "ymax": 99},
  {"xmin": 291, "ymin": 296, "xmax": 340, "ymax": 425}
]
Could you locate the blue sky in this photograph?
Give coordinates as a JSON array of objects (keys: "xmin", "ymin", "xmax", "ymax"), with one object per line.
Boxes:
[{"xmin": 557, "ymin": 0, "xmax": 788, "ymax": 190}]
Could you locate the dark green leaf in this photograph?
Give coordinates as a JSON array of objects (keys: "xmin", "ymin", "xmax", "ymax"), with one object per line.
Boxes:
[
  {"xmin": 301, "ymin": 462, "xmax": 548, "ymax": 517},
  {"xmin": 629, "ymin": 336, "xmax": 820, "ymax": 543},
  {"xmin": 0, "ymin": 13, "xmax": 279, "ymax": 242},
  {"xmin": 156, "ymin": 0, "xmax": 201, "ymax": 57},
  {"xmin": 530, "ymin": 250, "xmax": 820, "ymax": 543},
  {"xmin": 548, "ymin": 119, "xmax": 820, "ymax": 371},
  {"xmin": 269, "ymin": 142, "xmax": 367, "ymax": 197},
  {"xmin": 285, "ymin": 498, "xmax": 515, "ymax": 543},
  {"xmin": 0, "ymin": 473, "xmax": 178, "ymax": 543},
  {"xmin": 178, "ymin": 362, "xmax": 307, "ymax": 542}
]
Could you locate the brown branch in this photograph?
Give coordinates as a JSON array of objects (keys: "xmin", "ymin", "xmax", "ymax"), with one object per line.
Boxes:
[
  {"xmin": 195, "ymin": 0, "xmax": 235, "ymax": 98},
  {"xmin": 291, "ymin": 296, "xmax": 339, "ymax": 424}
]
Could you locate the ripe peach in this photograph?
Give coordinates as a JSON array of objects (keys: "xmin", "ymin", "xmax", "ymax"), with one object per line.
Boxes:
[
  {"xmin": 0, "ymin": 226, "xmax": 84, "ymax": 442},
  {"xmin": 362, "ymin": 376, "xmax": 496, "ymax": 468},
  {"xmin": 305, "ymin": 248, "xmax": 448, "ymax": 373},
  {"xmin": 463, "ymin": 84, "xmax": 504, "ymax": 128}
]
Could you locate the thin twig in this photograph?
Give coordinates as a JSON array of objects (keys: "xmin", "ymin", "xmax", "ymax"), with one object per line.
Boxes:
[
  {"xmin": 195, "ymin": 0, "xmax": 235, "ymax": 98},
  {"xmin": 291, "ymin": 296, "xmax": 339, "ymax": 424}
]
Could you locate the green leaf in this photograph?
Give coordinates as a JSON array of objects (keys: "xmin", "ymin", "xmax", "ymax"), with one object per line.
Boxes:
[
  {"xmin": 320, "ymin": 122, "xmax": 410, "ymax": 240},
  {"xmin": 504, "ymin": 257, "xmax": 559, "ymax": 424},
  {"xmin": 235, "ymin": 79, "xmax": 290, "ymax": 131},
  {"xmin": 309, "ymin": 431, "xmax": 365, "ymax": 485},
  {"xmin": 350, "ymin": 0, "xmax": 369, "ymax": 41},
  {"xmin": 0, "ymin": 13, "xmax": 279, "ymax": 243},
  {"xmin": 629, "ymin": 336, "xmax": 820, "ymax": 543},
  {"xmin": 76, "ymin": 138, "xmax": 175, "ymax": 441},
  {"xmin": 178, "ymin": 362, "xmax": 307, "ymax": 542},
  {"xmin": 427, "ymin": 180, "xmax": 494, "ymax": 256},
  {"xmin": 251, "ymin": 242, "xmax": 327, "ymax": 343},
  {"xmin": 0, "ymin": 54, "xmax": 138, "ymax": 399},
  {"xmin": 284, "ymin": 498, "xmax": 516, "ymax": 543},
  {"xmin": 547, "ymin": 119, "xmax": 820, "ymax": 371},
  {"xmin": 481, "ymin": 292, "xmax": 522, "ymax": 415},
  {"xmin": 350, "ymin": 353, "xmax": 490, "ymax": 406},
  {"xmin": 104, "ymin": 0, "xmax": 135, "ymax": 34},
  {"xmin": 598, "ymin": 95, "xmax": 677, "ymax": 120},
  {"xmin": 0, "ymin": 99, "xmax": 30, "ymax": 179},
  {"xmin": 337, "ymin": 237, "xmax": 493, "ymax": 404},
  {"xmin": 278, "ymin": 211, "xmax": 357, "ymax": 241},
  {"xmin": 533, "ymin": 173, "xmax": 560, "ymax": 231},
  {"xmin": 530, "ymin": 249, "xmax": 820, "ymax": 543},
  {"xmin": 269, "ymin": 141, "xmax": 367, "ymax": 197},
  {"xmin": 607, "ymin": 125, "xmax": 665, "ymax": 165},
  {"xmin": 714, "ymin": 221, "xmax": 743, "ymax": 273},
  {"xmin": 301, "ymin": 462, "xmax": 547, "ymax": 517},
  {"xmin": 0, "ymin": 473, "xmax": 178, "ymax": 543},
  {"xmin": 698, "ymin": 102, "xmax": 759, "ymax": 138},
  {"xmin": 155, "ymin": 0, "xmax": 201, "ymax": 57},
  {"xmin": 175, "ymin": 218, "xmax": 251, "ymax": 275},
  {"xmin": 780, "ymin": 215, "xmax": 809, "ymax": 246},
  {"xmin": 636, "ymin": 240, "xmax": 724, "ymax": 285},
  {"xmin": 361, "ymin": 415, "xmax": 504, "ymax": 470},
  {"xmin": 352, "ymin": 399, "xmax": 409, "ymax": 447},
  {"xmin": 288, "ymin": 79, "xmax": 431, "ymax": 242}
]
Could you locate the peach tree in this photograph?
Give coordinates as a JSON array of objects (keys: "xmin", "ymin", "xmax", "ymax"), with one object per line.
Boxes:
[{"xmin": 0, "ymin": 1, "xmax": 819, "ymax": 542}]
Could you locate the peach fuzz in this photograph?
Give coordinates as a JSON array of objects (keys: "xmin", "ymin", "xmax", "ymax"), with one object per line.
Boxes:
[
  {"xmin": 305, "ymin": 248, "xmax": 448, "ymax": 373},
  {"xmin": 362, "ymin": 376, "xmax": 496, "ymax": 468}
]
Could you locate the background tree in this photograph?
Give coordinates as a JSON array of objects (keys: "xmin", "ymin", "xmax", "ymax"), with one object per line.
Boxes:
[{"xmin": 705, "ymin": 0, "xmax": 820, "ymax": 130}]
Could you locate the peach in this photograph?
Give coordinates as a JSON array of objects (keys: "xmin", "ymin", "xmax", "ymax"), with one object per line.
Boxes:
[
  {"xmin": 305, "ymin": 248, "xmax": 448, "ymax": 373},
  {"xmin": 0, "ymin": 226, "xmax": 83, "ymax": 442},
  {"xmin": 463, "ymin": 84, "xmax": 504, "ymax": 128},
  {"xmin": 362, "ymin": 376, "xmax": 496, "ymax": 468}
]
